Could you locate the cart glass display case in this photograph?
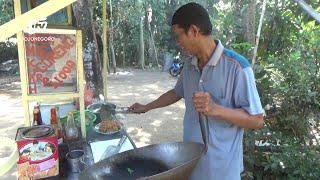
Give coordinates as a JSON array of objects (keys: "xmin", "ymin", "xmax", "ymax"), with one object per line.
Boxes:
[{"xmin": 25, "ymin": 33, "xmax": 78, "ymax": 94}]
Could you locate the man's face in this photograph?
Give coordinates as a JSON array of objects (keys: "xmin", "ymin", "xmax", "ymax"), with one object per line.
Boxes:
[{"xmin": 172, "ymin": 25, "xmax": 197, "ymax": 55}]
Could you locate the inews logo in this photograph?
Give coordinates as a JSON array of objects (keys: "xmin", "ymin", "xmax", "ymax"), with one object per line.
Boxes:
[{"xmin": 24, "ymin": 18, "xmax": 55, "ymax": 42}]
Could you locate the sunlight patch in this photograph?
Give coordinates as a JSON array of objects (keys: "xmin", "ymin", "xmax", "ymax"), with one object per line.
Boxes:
[
  {"xmin": 151, "ymin": 120, "xmax": 162, "ymax": 127},
  {"xmin": 163, "ymin": 111, "xmax": 173, "ymax": 115}
]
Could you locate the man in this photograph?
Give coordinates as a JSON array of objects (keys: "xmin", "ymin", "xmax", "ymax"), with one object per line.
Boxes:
[{"xmin": 129, "ymin": 2, "xmax": 264, "ymax": 180}]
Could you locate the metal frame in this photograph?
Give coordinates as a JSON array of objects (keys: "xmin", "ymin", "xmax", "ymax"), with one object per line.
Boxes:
[{"xmin": 13, "ymin": 0, "xmax": 86, "ymax": 137}]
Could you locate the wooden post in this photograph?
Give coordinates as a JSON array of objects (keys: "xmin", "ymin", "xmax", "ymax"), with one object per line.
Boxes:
[
  {"xmin": 77, "ymin": 31, "xmax": 86, "ymax": 138},
  {"xmin": 13, "ymin": 0, "xmax": 31, "ymax": 126}
]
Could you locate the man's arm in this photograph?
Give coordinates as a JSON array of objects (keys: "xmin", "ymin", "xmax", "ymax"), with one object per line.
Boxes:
[
  {"xmin": 214, "ymin": 106, "xmax": 264, "ymax": 129},
  {"xmin": 130, "ymin": 89, "xmax": 182, "ymax": 113},
  {"xmin": 146, "ymin": 89, "xmax": 182, "ymax": 111},
  {"xmin": 193, "ymin": 92, "xmax": 264, "ymax": 129}
]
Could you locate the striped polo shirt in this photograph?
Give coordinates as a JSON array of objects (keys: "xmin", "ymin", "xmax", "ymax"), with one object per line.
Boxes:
[{"xmin": 173, "ymin": 40, "xmax": 263, "ymax": 180}]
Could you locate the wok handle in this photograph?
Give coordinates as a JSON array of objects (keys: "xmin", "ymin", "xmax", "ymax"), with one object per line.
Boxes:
[{"xmin": 199, "ymin": 113, "xmax": 209, "ymax": 153}]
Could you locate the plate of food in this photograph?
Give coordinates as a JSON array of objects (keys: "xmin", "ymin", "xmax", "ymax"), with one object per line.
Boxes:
[{"xmin": 94, "ymin": 120, "xmax": 123, "ymax": 135}]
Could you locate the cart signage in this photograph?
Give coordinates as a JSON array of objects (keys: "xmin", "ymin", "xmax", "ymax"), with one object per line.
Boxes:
[{"xmin": 25, "ymin": 33, "xmax": 78, "ymax": 94}]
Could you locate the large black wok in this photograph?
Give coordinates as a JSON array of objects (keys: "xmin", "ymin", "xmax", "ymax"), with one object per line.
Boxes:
[
  {"xmin": 80, "ymin": 142, "xmax": 205, "ymax": 180},
  {"xmin": 81, "ymin": 112, "xmax": 209, "ymax": 180}
]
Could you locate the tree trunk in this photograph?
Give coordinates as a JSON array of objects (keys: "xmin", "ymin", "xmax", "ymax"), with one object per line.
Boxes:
[
  {"xmin": 109, "ymin": 0, "xmax": 117, "ymax": 73},
  {"xmin": 245, "ymin": 0, "xmax": 256, "ymax": 59},
  {"xmin": 102, "ymin": 0, "xmax": 109, "ymax": 99},
  {"xmin": 164, "ymin": 0, "xmax": 179, "ymax": 51},
  {"xmin": 260, "ymin": 0, "xmax": 277, "ymax": 56},
  {"xmin": 139, "ymin": 17, "xmax": 145, "ymax": 69},
  {"xmin": 146, "ymin": 5, "xmax": 159, "ymax": 68},
  {"xmin": 252, "ymin": 0, "xmax": 267, "ymax": 66},
  {"xmin": 110, "ymin": 43, "xmax": 116, "ymax": 73},
  {"xmin": 72, "ymin": 0, "xmax": 103, "ymax": 98},
  {"xmin": 122, "ymin": 39, "xmax": 126, "ymax": 67}
]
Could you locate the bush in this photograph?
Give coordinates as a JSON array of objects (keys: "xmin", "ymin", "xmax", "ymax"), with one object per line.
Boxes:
[
  {"xmin": 0, "ymin": 41, "xmax": 18, "ymax": 63},
  {"xmin": 243, "ymin": 22, "xmax": 320, "ymax": 179}
]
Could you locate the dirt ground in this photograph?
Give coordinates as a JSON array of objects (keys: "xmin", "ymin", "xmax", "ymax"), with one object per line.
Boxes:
[{"xmin": 0, "ymin": 69, "xmax": 184, "ymax": 179}]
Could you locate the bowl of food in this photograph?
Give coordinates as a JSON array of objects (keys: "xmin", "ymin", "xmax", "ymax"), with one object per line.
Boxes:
[{"xmin": 94, "ymin": 120, "xmax": 123, "ymax": 135}]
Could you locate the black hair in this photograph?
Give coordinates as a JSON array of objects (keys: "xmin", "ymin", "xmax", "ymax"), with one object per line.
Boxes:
[
  {"xmin": 171, "ymin": 2, "xmax": 212, "ymax": 36},
  {"xmin": 21, "ymin": 149, "xmax": 30, "ymax": 155}
]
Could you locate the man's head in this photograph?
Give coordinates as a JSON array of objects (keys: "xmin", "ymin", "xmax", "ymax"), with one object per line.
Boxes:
[{"xmin": 171, "ymin": 3, "xmax": 212, "ymax": 54}]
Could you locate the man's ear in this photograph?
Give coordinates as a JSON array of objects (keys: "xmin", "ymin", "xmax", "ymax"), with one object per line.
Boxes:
[{"xmin": 189, "ymin": 25, "xmax": 200, "ymax": 37}]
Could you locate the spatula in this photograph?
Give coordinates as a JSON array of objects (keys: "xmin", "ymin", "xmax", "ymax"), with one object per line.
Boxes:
[{"xmin": 99, "ymin": 135, "xmax": 127, "ymax": 161}]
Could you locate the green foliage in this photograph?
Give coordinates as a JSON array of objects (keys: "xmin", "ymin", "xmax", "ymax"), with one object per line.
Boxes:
[
  {"xmin": 0, "ymin": 41, "xmax": 18, "ymax": 63},
  {"xmin": 0, "ymin": 0, "xmax": 17, "ymax": 63},
  {"xmin": 94, "ymin": 0, "xmax": 212, "ymax": 68},
  {"xmin": 0, "ymin": 0, "xmax": 14, "ymax": 26},
  {"xmin": 244, "ymin": 1, "xmax": 320, "ymax": 179},
  {"xmin": 230, "ymin": 42, "xmax": 253, "ymax": 55}
]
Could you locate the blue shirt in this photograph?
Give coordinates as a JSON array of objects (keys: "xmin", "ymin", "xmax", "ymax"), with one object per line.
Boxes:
[{"xmin": 173, "ymin": 40, "xmax": 263, "ymax": 180}]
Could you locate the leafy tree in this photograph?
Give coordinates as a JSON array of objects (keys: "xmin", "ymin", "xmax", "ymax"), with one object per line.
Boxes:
[
  {"xmin": 0, "ymin": 0, "xmax": 14, "ymax": 26},
  {"xmin": 0, "ymin": 0, "xmax": 17, "ymax": 64}
]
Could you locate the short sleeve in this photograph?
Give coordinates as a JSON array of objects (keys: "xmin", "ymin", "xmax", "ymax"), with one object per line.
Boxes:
[
  {"xmin": 173, "ymin": 71, "xmax": 184, "ymax": 98},
  {"xmin": 233, "ymin": 67, "xmax": 263, "ymax": 115}
]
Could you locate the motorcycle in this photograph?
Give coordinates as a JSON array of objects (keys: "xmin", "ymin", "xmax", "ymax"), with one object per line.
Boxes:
[{"xmin": 169, "ymin": 61, "xmax": 183, "ymax": 77}]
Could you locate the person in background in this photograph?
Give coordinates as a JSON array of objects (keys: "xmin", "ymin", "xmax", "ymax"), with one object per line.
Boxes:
[{"xmin": 129, "ymin": 2, "xmax": 264, "ymax": 180}]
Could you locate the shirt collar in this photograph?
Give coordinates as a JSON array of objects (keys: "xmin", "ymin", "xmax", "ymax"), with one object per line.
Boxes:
[{"xmin": 191, "ymin": 39, "xmax": 224, "ymax": 67}]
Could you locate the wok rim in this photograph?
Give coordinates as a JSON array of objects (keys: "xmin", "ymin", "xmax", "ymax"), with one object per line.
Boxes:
[{"xmin": 139, "ymin": 141, "xmax": 205, "ymax": 179}]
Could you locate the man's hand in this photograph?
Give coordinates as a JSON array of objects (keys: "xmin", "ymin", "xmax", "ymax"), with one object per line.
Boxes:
[
  {"xmin": 193, "ymin": 92, "xmax": 264, "ymax": 129},
  {"xmin": 129, "ymin": 103, "xmax": 149, "ymax": 114},
  {"xmin": 192, "ymin": 92, "xmax": 220, "ymax": 117}
]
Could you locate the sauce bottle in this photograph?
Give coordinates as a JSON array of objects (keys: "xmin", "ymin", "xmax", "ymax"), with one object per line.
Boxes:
[
  {"xmin": 50, "ymin": 107, "xmax": 64, "ymax": 144},
  {"xmin": 33, "ymin": 103, "xmax": 43, "ymax": 126}
]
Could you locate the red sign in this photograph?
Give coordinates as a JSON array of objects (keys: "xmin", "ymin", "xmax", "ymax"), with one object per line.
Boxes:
[{"xmin": 25, "ymin": 33, "xmax": 77, "ymax": 94}]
